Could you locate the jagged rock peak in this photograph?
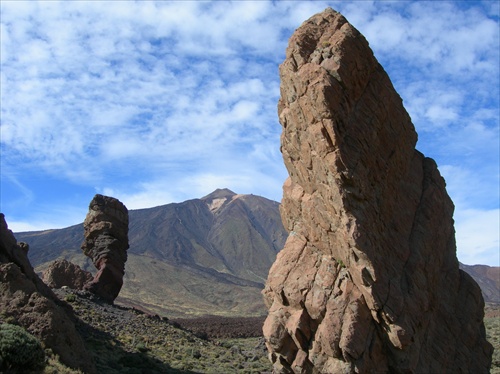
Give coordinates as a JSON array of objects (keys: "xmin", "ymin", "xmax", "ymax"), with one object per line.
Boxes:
[
  {"xmin": 263, "ymin": 7, "xmax": 492, "ymax": 373},
  {"xmin": 81, "ymin": 194, "xmax": 129, "ymax": 303}
]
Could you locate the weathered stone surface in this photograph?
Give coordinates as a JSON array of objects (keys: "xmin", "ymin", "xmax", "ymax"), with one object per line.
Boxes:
[
  {"xmin": 0, "ymin": 214, "xmax": 95, "ymax": 373},
  {"xmin": 263, "ymin": 8, "xmax": 493, "ymax": 373},
  {"xmin": 42, "ymin": 258, "xmax": 93, "ymax": 289},
  {"xmin": 81, "ymin": 194, "xmax": 129, "ymax": 303}
]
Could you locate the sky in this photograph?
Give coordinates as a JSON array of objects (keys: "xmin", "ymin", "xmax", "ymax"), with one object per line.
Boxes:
[{"xmin": 0, "ymin": 1, "xmax": 498, "ymax": 267}]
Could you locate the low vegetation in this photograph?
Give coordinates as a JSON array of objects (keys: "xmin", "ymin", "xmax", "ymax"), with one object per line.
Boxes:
[
  {"xmin": 485, "ymin": 303, "xmax": 500, "ymax": 374},
  {"xmin": 7, "ymin": 289, "xmax": 498, "ymax": 373},
  {"xmin": 0, "ymin": 323, "xmax": 46, "ymax": 373},
  {"xmin": 45, "ymin": 288, "xmax": 271, "ymax": 373},
  {"xmin": 172, "ymin": 315, "xmax": 266, "ymax": 339}
]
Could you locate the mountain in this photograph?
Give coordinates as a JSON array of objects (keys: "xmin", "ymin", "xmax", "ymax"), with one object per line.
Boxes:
[
  {"xmin": 15, "ymin": 188, "xmax": 498, "ymax": 319},
  {"xmin": 460, "ymin": 263, "xmax": 500, "ymax": 304},
  {"xmin": 17, "ymin": 189, "xmax": 287, "ymax": 318}
]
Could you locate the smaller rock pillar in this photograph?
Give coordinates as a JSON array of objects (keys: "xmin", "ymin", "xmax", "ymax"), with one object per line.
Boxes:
[{"xmin": 81, "ymin": 194, "xmax": 129, "ymax": 303}]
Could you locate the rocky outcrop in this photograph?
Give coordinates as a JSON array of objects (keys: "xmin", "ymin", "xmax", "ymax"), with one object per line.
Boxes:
[
  {"xmin": 263, "ymin": 8, "xmax": 492, "ymax": 373},
  {"xmin": 42, "ymin": 258, "xmax": 93, "ymax": 290},
  {"xmin": 81, "ymin": 194, "xmax": 129, "ymax": 303},
  {"xmin": 0, "ymin": 214, "xmax": 95, "ymax": 373}
]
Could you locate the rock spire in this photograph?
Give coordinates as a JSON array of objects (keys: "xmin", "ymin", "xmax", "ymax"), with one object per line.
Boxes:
[
  {"xmin": 263, "ymin": 8, "xmax": 492, "ymax": 373},
  {"xmin": 81, "ymin": 194, "xmax": 129, "ymax": 303}
]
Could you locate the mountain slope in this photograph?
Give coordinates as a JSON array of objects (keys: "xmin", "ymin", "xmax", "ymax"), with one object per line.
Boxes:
[
  {"xmin": 14, "ymin": 189, "xmax": 498, "ymax": 317},
  {"xmin": 18, "ymin": 189, "xmax": 287, "ymax": 317},
  {"xmin": 460, "ymin": 263, "xmax": 500, "ymax": 304}
]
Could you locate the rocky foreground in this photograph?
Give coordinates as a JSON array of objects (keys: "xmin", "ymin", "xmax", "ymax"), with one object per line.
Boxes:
[
  {"xmin": 34, "ymin": 287, "xmax": 272, "ymax": 373},
  {"xmin": 0, "ymin": 211, "xmax": 272, "ymax": 374}
]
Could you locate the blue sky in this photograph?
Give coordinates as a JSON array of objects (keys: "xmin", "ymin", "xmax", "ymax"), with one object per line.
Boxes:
[{"xmin": 1, "ymin": 1, "xmax": 498, "ymax": 266}]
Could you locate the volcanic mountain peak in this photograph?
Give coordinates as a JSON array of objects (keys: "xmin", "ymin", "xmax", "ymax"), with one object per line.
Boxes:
[
  {"xmin": 17, "ymin": 189, "xmax": 287, "ymax": 317},
  {"xmin": 201, "ymin": 188, "xmax": 236, "ymax": 200},
  {"xmin": 201, "ymin": 188, "xmax": 239, "ymax": 214}
]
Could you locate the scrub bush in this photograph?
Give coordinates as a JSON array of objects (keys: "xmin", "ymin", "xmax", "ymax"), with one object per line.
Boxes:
[{"xmin": 0, "ymin": 323, "xmax": 45, "ymax": 372}]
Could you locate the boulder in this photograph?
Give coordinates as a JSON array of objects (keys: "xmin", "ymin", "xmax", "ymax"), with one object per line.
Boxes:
[
  {"xmin": 0, "ymin": 213, "xmax": 95, "ymax": 373},
  {"xmin": 263, "ymin": 8, "xmax": 493, "ymax": 373},
  {"xmin": 42, "ymin": 258, "xmax": 93, "ymax": 289},
  {"xmin": 81, "ymin": 194, "xmax": 129, "ymax": 303}
]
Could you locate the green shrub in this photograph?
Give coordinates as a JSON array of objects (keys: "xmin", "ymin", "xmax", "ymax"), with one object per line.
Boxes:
[
  {"xmin": 65, "ymin": 294, "xmax": 76, "ymax": 303},
  {"xmin": 0, "ymin": 323, "xmax": 45, "ymax": 372},
  {"xmin": 135, "ymin": 342, "xmax": 148, "ymax": 353}
]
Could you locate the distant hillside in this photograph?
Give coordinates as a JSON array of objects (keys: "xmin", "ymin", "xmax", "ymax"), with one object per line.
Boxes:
[
  {"xmin": 18, "ymin": 189, "xmax": 287, "ymax": 317},
  {"xmin": 15, "ymin": 188, "xmax": 498, "ymax": 318},
  {"xmin": 460, "ymin": 263, "xmax": 500, "ymax": 304}
]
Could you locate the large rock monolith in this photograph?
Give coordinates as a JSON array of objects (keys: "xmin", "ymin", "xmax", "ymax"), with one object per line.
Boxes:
[
  {"xmin": 81, "ymin": 194, "xmax": 129, "ymax": 303},
  {"xmin": 263, "ymin": 8, "xmax": 493, "ymax": 373}
]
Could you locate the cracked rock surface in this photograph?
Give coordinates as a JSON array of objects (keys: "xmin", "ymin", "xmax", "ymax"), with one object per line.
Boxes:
[{"xmin": 263, "ymin": 8, "xmax": 493, "ymax": 373}]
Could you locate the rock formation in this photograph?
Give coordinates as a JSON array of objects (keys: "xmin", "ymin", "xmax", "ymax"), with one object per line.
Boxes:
[
  {"xmin": 42, "ymin": 258, "xmax": 93, "ymax": 289},
  {"xmin": 263, "ymin": 8, "xmax": 493, "ymax": 373},
  {"xmin": 0, "ymin": 214, "xmax": 95, "ymax": 373},
  {"xmin": 81, "ymin": 194, "xmax": 129, "ymax": 303}
]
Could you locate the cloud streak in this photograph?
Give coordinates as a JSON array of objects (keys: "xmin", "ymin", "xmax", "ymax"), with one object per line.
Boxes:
[{"xmin": 1, "ymin": 1, "xmax": 498, "ymax": 266}]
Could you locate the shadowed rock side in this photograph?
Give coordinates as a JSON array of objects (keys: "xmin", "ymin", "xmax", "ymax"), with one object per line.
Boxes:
[
  {"xmin": 262, "ymin": 8, "xmax": 493, "ymax": 374},
  {"xmin": 81, "ymin": 194, "xmax": 129, "ymax": 303},
  {"xmin": 0, "ymin": 214, "xmax": 95, "ymax": 373}
]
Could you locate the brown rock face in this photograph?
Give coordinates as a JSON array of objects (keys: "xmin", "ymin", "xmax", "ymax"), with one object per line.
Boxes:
[
  {"xmin": 263, "ymin": 8, "xmax": 493, "ymax": 373},
  {"xmin": 0, "ymin": 214, "xmax": 95, "ymax": 373},
  {"xmin": 42, "ymin": 258, "xmax": 93, "ymax": 289},
  {"xmin": 81, "ymin": 194, "xmax": 129, "ymax": 303}
]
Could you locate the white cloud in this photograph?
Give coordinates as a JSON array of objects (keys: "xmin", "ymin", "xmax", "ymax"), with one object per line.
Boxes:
[
  {"xmin": 440, "ymin": 164, "xmax": 498, "ymax": 210},
  {"xmin": 0, "ymin": 1, "xmax": 498, "ymax": 267},
  {"xmin": 438, "ymin": 164, "xmax": 499, "ymax": 267},
  {"xmin": 98, "ymin": 165, "xmax": 287, "ymax": 212},
  {"xmin": 455, "ymin": 208, "xmax": 500, "ymax": 266},
  {"xmin": 100, "ymin": 184, "xmax": 178, "ymax": 211}
]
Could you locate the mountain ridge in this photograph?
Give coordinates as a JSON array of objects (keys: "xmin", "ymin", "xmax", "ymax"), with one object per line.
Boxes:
[
  {"xmin": 13, "ymin": 189, "xmax": 499, "ymax": 318},
  {"xmin": 17, "ymin": 189, "xmax": 287, "ymax": 317}
]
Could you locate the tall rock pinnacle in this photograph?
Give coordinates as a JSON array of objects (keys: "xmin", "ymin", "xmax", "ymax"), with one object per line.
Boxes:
[
  {"xmin": 81, "ymin": 194, "xmax": 129, "ymax": 303},
  {"xmin": 263, "ymin": 8, "xmax": 492, "ymax": 373}
]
